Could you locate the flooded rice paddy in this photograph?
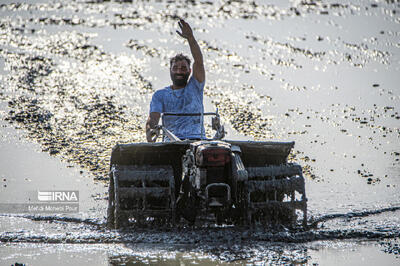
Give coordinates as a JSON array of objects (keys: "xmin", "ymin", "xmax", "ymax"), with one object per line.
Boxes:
[{"xmin": 0, "ymin": 0, "xmax": 399, "ymax": 265}]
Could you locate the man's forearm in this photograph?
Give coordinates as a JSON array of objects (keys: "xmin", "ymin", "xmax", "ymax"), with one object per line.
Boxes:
[
  {"xmin": 187, "ymin": 35, "xmax": 205, "ymax": 83},
  {"xmin": 145, "ymin": 112, "xmax": 160, "ymax": 142},
  {"xmin": 145, "ymin": 120, "xmax": 156, "ymax": 142},
  {"xmin": 146, "ymin": 117, "xmax": 158, "ymax": 133},
  {"xmin": 187, "ymin": 35, "xmax": 203, "ymax": 64}
]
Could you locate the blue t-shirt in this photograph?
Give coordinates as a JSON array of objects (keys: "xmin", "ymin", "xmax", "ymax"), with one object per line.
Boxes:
[{"xmin": 150, "ymin": 76, "xmax": 205, "ymax": 140}]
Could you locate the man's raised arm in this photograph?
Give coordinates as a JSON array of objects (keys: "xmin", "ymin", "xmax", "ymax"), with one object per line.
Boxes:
[{"xmin": 176, "ymin": 19, "xmax": 205, "ymax": 83}]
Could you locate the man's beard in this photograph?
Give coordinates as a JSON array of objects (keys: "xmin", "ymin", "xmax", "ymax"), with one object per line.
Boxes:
[{"xmin": 171, "ymin": 73, "xmax": 190, "ymax": 87}]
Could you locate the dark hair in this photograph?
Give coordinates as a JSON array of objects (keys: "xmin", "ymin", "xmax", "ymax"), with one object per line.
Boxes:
[{"xmin": 170, "ymin": 53, "xmax": 191, "ymax": 68}]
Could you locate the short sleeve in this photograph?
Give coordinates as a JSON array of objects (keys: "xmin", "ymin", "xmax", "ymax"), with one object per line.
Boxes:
[
  {"xmin": 150, "ymin": 91, "xmax": 163, "ymax": 113},
  {"xmin": 191, "ymin": 76, "xmax": 205, "ymax": 92}
]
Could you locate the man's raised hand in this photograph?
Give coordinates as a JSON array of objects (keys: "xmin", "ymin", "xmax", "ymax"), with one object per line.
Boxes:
[
  {"xmin": 176, "ymin": 19, "xmax": 193, "ymax": 39},
  {"xmin": 175, "ymin": 18, "xmax": 205, "ymax": 83}
]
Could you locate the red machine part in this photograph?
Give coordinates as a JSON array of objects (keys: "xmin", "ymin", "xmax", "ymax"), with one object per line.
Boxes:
[{"xmin": 195, "ymin": 145, "xmax": 231, "ymax": 167}]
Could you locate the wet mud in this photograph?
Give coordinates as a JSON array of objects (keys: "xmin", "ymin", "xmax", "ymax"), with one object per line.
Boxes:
[
  {"xmin": 1, "ymin": 30, "xmax": 150, "ymax": 179},
  {"xmin": 1, "ymin": 206, "xmax": 400, "ymax": 263},
  {"xmin": 1, "ymin": 0, "xmax": 399, "ymax": 181},
  {"xmin": 1, "ymin": 0, "xmax": 400, "ymax": 264}
]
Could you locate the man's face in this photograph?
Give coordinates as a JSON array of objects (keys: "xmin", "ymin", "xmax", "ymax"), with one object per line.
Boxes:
[{"xmin": 170, "ymin": 60, "xmax": 191, "ymax": 87}]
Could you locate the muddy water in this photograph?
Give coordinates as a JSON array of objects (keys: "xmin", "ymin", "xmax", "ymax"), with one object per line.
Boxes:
[{"xmin": 0, "ymin": 0, "xmax": 399, "ymax": 265}]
